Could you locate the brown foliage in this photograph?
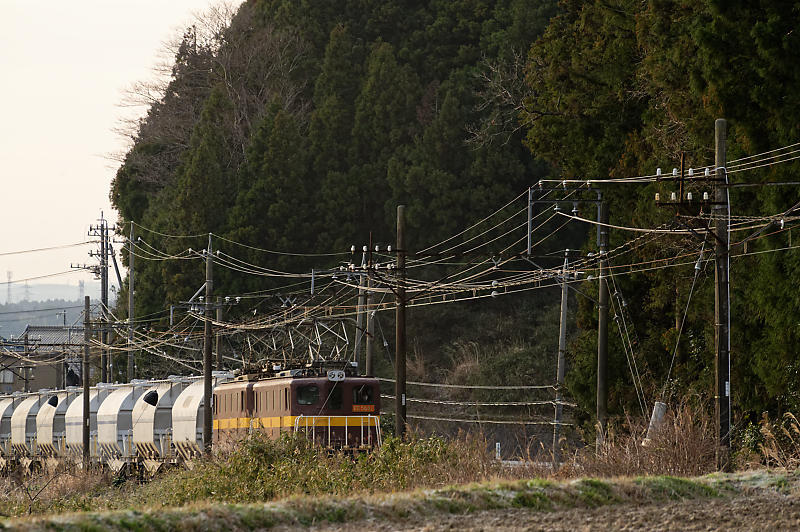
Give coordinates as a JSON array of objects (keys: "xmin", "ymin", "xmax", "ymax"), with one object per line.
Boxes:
[
  {"xmin": 558, "ymin": 402, "xmax": 716, "ymax": 478},
  {"xmin": 759, "ymin": 412, "xmax": 800, "ymax": 469}
]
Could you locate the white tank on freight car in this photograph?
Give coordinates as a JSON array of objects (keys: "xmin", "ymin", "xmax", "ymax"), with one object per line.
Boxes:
[
  {"xmin": 131, "ymin": 377, "xmax": 190, "ymax": 475},
  {"xmin": 96, "ymin": 382, "xmax": 147, "ymax": 472},
  {"xmin": 64, "ymin": 386, "xmax": 112, "ymax": 466},
  {"xmin": 172, "ymin": 372, "xmax": 232, "ymax": 465},
  {"xmin": 35, "ymin": 389, "xmax": 79, "ymax": 469}
]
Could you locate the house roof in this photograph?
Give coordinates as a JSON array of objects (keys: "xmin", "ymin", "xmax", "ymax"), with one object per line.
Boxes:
[{"xmin": 18, "ymin": 325, "xmax": 86, "ymax": 350}]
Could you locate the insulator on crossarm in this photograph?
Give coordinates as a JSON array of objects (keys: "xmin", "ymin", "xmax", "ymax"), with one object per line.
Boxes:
[
  {"xmin": 656, "ymin": 168, "xmax": 662, "ymax": 176},
  {"xmin": 703, "ymin": 191, "xmax": 710, "ymax": 200},
  {"xmin": 670, "ymin": 192, "xmax": 677, "ymax": 201},
  {"xmin": 687, "ymin": 192, "xmax": 693, "ymax": 201},
  {"xmin": 688, "ymin": 168, "xmax": 694, "ymax": 177},
  {"xmin": 655, "ymin": 193, "xmax": 660, "ymax": 201},
  {"xmin": 672, "ymin": 168, "xmax": 678, "ymax": 176}
]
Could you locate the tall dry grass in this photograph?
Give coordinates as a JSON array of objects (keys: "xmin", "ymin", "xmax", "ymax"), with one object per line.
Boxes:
[
  {"xmin": 558, "ymin": 402, "xmax": 717, "ymax": 478},
  {"xmin": 0, "ymin": 465, "xmax": 111, "ymax": 516},
  {"xmin": 758, "ymin": 412, "xmax": 800, "ymax": 469}
]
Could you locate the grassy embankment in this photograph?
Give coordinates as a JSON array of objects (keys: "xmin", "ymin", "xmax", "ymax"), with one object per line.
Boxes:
[{"xmin": 2, "ymin": 407, "xmax": 799, "ymax": 529}]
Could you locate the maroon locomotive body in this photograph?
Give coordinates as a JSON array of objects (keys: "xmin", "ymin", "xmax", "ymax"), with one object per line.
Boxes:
[{"xmin": 213, "ymin": 367, "xmax": 381, "ymax": 449}]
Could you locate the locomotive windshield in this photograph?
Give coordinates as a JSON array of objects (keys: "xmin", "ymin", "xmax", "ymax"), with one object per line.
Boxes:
[
  {"xmin": 297, "ymin": 385, "xmax": 320, "ymax": 405},
  {"xmin": 329, "ymin": 383, "xmax": 343, "ymax": 410},
  {"xmin": 353, "ymin": 385, "xmax": 373, "ymax": 404}
]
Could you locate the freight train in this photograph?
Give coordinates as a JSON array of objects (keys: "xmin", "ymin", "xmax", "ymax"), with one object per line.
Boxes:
[{"xmin": 0, "ymin": 363, "xmax": 381, "ymax": 476}]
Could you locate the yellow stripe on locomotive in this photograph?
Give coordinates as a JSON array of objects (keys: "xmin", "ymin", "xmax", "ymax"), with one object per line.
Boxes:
[{"xmin": 212, "ymin": 372, "xmax": 381, "ymax": 449}]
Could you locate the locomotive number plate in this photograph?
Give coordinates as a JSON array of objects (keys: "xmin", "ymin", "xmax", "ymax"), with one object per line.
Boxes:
[{"xmin": 353, "ymin": 404, "xmax": 375, "ymax": 412}]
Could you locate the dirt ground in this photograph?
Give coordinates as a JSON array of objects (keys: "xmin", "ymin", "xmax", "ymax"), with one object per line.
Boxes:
[{"xmin": 305, "ymin": 492, "xmax": 800, "ymax": 531}]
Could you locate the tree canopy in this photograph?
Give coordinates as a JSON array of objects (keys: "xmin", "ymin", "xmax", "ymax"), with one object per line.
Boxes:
[{"xmin": 110, "ymin": 0, "xmax": 800, "ymax": 433}]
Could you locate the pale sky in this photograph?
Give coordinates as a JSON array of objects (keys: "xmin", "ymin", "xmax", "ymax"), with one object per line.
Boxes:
[{"xmin": 0, "ymin": 0, "xmax": 242, "ymax": 299}]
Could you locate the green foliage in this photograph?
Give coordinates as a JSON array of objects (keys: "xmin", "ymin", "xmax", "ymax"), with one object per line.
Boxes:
[
  {"xmin": 127, "ymin": 433, "xmax": 499, "ymax": 507},
  {"xmin": 574, "ymin": 478, "xmax": 618, "ymax": 507},
  {"xmin": 634, "ymin": 475, "xmax": 718, "ymax": 500},
  {"xmin": 523, "ymin": 0, "xmax": 800, "ymax": 427},
  {"xmin": 108, "ymin": 0, "xmax": 800, "ymax": 431},
  {"xmin": 110, "ymin": 0, "xmax": 559, "ymax": 380}
]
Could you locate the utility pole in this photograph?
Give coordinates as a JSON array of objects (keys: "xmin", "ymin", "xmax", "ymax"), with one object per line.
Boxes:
[
  {"xmin": 216, "ymin": 298, "xmax": 223, "ymax": 371},
  {"xmin": 365, "ymin": 276, "xmax": 375, "ymax": 376},
  {"xmin": 100, "ymin": 216, "xmax": 108, "ymax": 383},
  {"xmin": 127, "ymin": 223, "xmax": 135, "ymax": 382},
  {"xmin": 203, "ymin": 235, "xmax": 214, "ymax": 455},
  {"xmin": 553, "ymin": 251, "xmax": 569, "ymax": 465},
  {"xmin": 354, "ymin": 247, "xmax": 367, "ymax": 368},
  {"xmin": 395, "ymin": 205, "xmax": 407, "ymax": 438},
  {"xmin": 82, "ymin": 295, "xmax": 90, "ymax": 468},
  {"xmin": 714, "ymin": 118, "xmax": 731, "ymax": 470},
  {"xmin": 596, "ymin": 193, "xmax": 609, "ymax": 446}
]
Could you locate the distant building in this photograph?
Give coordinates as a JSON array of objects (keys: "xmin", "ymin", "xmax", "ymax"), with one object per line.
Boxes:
[{"xmin": 0, "ymin": 325, "xmax": 85, "ymax": 393}]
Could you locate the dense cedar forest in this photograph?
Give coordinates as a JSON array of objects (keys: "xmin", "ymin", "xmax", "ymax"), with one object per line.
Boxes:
[{"xmin": 111, "ymin": 0, "xmax": 800, "ymax": 439}]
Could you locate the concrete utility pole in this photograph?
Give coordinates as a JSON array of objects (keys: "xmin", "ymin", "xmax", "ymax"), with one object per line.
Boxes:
[
  {"xmin": 216, "ymin": 299, "xmax": 223, "ymax": 371},
  {"xmin": 596, "ymin": 193, "xmax": 609, "ymax": 446},
  {"xmin": 203, "ymin": 235, "xmax": 214, "ymax": 454},
  {"xmin": 127, "ymin": 224, "xmax": 135, "ymax": 382},
  {"xmin": 365, "ymin": 276, "xmax": 375, "ymax": 376},
  {"xmin": 82, "ymin": 295, "xmax": 90, "ymax": 468},
  {"xmin": 354, "ymin": 247, "xmax": 367, "ymax": 368},
  {"xmin": 714, "ymin": 118, "xmax": 731, "ymax": 470},
  {"xmin": 553, "ymin": 251, "xmax": 569, "ymax": 465},
  {"xmin": 395, "ymin": 205, "xmax": 407, "ymax": 437},
  {"xmin": 100, "ymin": 216, "xmax": 108, "ymax": 383}
]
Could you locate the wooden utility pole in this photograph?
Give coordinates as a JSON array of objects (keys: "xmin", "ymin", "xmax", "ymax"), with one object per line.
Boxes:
[
  {"xmin": 127, "ymin": 223, "xmax": 135, "ymax": 382},
  {"xmin": 395, "ymin": 205, "xmax": 407, "ymax": 437},
  {"xmin": 82, "ymin": 295, "xmax": 90, "ymax": 468},
  {"xmin": 596, "ymin": 193, "xmax": 609, "ymax": 446},
  {"xmin": 203, "ymin": 235, "xmax": 214, "ymax": 454},
  {"xmin": 553, "ymin": 251, "xmax": 569, "ymax": 465},
  {"xmin": 714, "ymin": 118, "xmax": 731, "ymax": 470}
]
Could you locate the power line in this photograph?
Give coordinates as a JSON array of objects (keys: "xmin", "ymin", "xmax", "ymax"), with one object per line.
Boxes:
[{"xmin": 0, "ymin": 241, "xmax": 96, "ymax": 257}]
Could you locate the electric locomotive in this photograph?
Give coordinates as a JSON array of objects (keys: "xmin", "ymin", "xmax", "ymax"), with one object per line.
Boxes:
[{"xmin": 213, "ymin": 362, "xmax": 381, "ymax": 450}]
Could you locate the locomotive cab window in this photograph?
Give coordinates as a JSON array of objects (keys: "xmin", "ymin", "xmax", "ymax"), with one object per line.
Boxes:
[
  {"xmin": 353, "ymin": 385, "xmax": 373, "ymax": 405},
  {"xmin": 329, "ymin": 383, "xmax": 343, "ymax": 410},
  {"xmin": 297, "ymin": 385, "xmax": 320, "ymax": 405}
]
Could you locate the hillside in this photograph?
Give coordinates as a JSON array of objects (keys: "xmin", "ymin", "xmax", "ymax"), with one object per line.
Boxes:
[{"xmin": 109, "ymin": 0, "xmax": 800, "ymax": 436}]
